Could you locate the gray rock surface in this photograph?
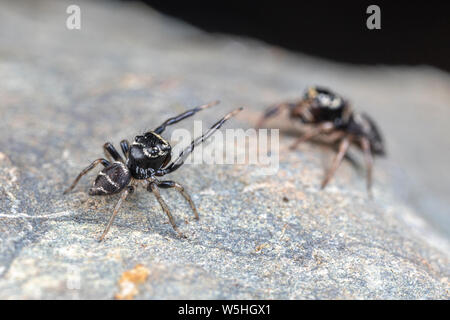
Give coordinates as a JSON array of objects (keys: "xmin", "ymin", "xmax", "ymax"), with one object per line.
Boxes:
[{"xmin": 0, "ymin": 0, "xmax": 449, "ymax": 299}]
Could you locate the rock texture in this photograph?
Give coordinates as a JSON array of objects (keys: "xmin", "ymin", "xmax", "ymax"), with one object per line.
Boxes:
[{"xmin": 0, "ymin": 0, "xmax": 449, "ymax": 299}]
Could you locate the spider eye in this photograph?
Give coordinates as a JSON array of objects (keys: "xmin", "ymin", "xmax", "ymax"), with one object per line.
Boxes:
[
  {"xmin": 331, "ymin": 97, "xmax": 341, "ymax": 108},
  {"xmin": 142, "ymin": 146, "xmax": 160, "ymax": 158},
  {"xmin": 147, "ymin": 147, "xmax": 159, "ymax": 158}
]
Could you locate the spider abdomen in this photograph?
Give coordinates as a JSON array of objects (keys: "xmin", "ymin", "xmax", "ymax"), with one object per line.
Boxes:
[{"xmin": 89, "ymin": 162, "xmax": 131, "ymax": 195}]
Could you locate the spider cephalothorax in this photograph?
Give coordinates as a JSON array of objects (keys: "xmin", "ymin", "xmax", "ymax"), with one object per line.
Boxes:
[
  {"xmin": 258, "ymin": 86, "xmax": 385, "ymax": 194},
  {"xmin": 292, "ymin": 87, "xmax": 349, "ymax": 126},
  {"xmin": 64, "ymin": 100, "xmax": 242, "ymax": 241},
  {"xmin": 127, "ymin": 132, "xmax": 172, "ymax": 179}
]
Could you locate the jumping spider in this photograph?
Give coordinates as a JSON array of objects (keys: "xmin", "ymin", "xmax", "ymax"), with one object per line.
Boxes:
[
  {"xmin": 258, "ymin": 86, "xmax": 385, "ymax": 194},
  {"xmin": 64, "ymin": 101, "xmax": 242, "ymax": 241}
]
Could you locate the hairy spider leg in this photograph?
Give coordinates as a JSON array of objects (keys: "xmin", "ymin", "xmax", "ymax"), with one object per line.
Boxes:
[
  {"xmin": 120, "ymin": 139, "xmax": 130, "ymax": 158},
  {"xmin": 156, "ymin": 107, "xmax": 243, "ymax": 176},
  {"xmin": 148, "ymin": 182, "xmax": 185, "ymax": 238},
  {"xmin": 316, "ymin": 130, "xmax": 346, "ymax": 144},
  {"xmin": 63, "ymin": 158, "xmax": 110, "ymax": 194},
  {"xmin": 103, "ymin": 142, "xmax": 125, "ymax": 163},
  {"xmin": 289, "ymin": 122, "xmax": 334, "ymax": 150},
  {"xmin": 360, "ymin": 137, "xmax": 374, "ymax": 197},
  {"xmin": 98, "ymin": 185, "xmax": 134, "ymax": 242},
  {"xmin": 321, "ymin": 136, "xmax": 352, "ymax": 189},
  {"xmin": 153, "ymin": 100, "xmax": 220, "ymax": 134},
  {"xmin": 157, "ymin": 180, "xmax": 199, "ymax": 220},
  {"xmin": 257, "ymin": 102, "xmax": 295, "ymax": 129}
]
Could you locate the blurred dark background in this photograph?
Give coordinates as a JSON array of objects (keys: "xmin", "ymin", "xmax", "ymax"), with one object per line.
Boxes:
[{"xmin": 128, "ymin": 0, "xmax": 450, "ymax": 72}]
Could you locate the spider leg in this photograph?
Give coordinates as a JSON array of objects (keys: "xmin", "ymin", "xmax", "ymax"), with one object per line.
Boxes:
[
  {"xmin": 148, "ymin": 182, "xmax": 185, "ymax": 238},
  {"xmin": 321, "ymin": 136, "xmax": 351, "ymax": 189},
  {"xmin": 157, "ymin": 180, "xmax": 199, "ymax": 220},
  {"xmin": 98, "ymin": 185, "xmax": 134, "ymax": 242},
  {"xmin": 257, "ymin": 102, "xmax": 293, "ymax": 128},
  {"xmin": 63, "ymin": 158, "xmax": 110, "ymax": 194},
  {"xmin": 103, "ymin": 142, "xmax": 124, "ymax": 162},
  {"xmin": 289, "ymin": 122, "xmax": 334, "ymax": 150},
  {"xmin": 156, "ymin": 107, "xmax": 243, "ymax": 176},
  {"xmin": 318, "ymin": 130, "xmax": 346, "ymax": 144},
  {"xmin": 153, "ymin": 100, "xmax": 220, "ymax": 134},
  {"xmin": 360, "ymin": 137, "xmax": 374, "ymax": 197},
  {"xmin": 120, "ymin": 139, "xmax": 130, "ymax": 159}
]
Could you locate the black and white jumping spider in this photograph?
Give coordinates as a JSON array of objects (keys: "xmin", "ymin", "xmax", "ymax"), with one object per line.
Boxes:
[
  {"xmin": 258, "ymin": 86, "xmax": 385, "ymax": 194},
  {"xmin": 64, "ymin": 101, "xmax": 242, "ymax": 241}
]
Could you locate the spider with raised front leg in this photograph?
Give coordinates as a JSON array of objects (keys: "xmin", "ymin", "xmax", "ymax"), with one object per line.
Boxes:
[
  {"xmin": 257, "ymin": 86, "xmax": 385, "ymax": 195},
  {"xmin": 64, "ymin": 100, "xmax": 242, "ymax": 241}
]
